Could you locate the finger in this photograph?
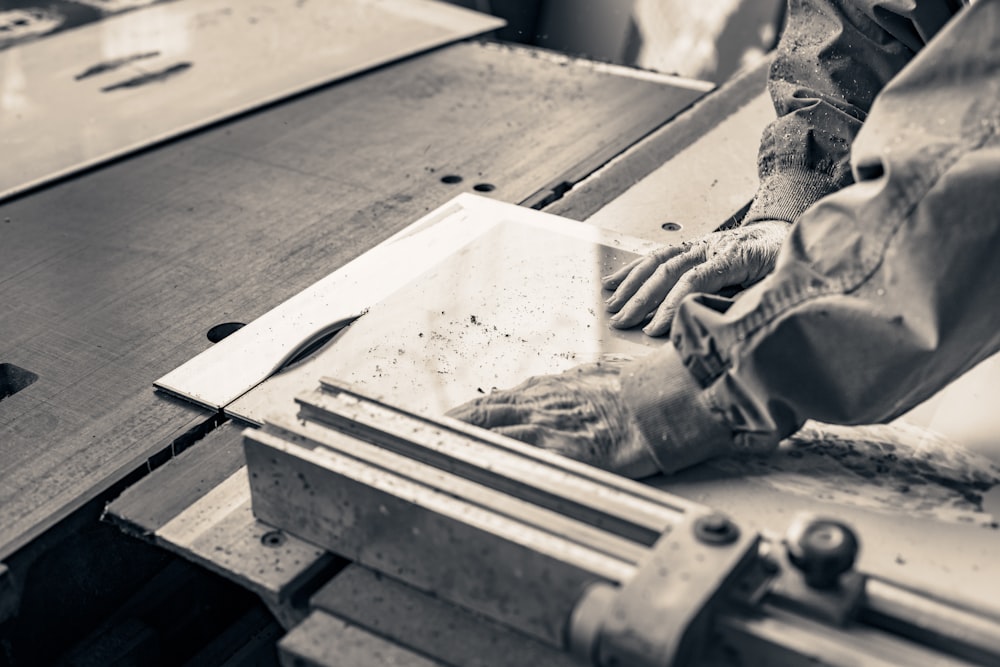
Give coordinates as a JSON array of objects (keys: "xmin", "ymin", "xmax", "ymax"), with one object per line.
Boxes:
[
  {"xmin": 609, "ymin": 253, "xmax": 700, "ymax": 329},
  {"xmin": 446, "ymin": 402, "xmax": 532, "ymax": 428},
  {"xmin": 643, "ymin": 262, "xmax": 734, "ymax": 336},
  {"xmin": 604, "ymin": 246, "xmax": 687, "ymax": 312},
  {"xmin": 600, "ymin": 256, "xmax": 645, "ymax": 291}
]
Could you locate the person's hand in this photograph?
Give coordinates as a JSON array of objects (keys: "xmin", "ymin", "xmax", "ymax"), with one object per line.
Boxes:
[
  {"xmin": 603, "ymin": 220, "xmax": 790, "ymax": 336},
  {"xmin": 446, "ymin": 355, "xmax": 659, "ymax": 479}
]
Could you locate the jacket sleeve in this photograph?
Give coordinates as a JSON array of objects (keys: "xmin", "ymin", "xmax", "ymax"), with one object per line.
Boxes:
[
  {"xmin": 743, "ymin": 0, "xmax": 960, "ymax": 225},
  {"xmin": 624, "ymin": 0, "xmax": 1000, "ymax": 473}
]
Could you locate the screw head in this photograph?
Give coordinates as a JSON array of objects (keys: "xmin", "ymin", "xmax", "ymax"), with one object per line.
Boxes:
[
  {"xmin": 694, "ymin": 512, "xmax": 740, "ymax": 545},
  {"xmin": 785, "ymin": 514, "xmax": 859, "ymax": 589}
]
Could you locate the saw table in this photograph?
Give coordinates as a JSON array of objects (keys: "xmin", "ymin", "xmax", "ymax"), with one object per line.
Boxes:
[
  {"xmin": 0, "ymin": 3, "xmax": 715, "ymax": 661},
  {"xmin": 105, "ymin": 52, "xmax": 1000, "ymax": 666},
  {"xmin": 4, "ymin": 2, "xmax": 999, "ymax": 663}
]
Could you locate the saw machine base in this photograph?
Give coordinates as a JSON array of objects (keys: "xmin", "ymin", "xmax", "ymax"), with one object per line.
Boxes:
[{"xmin": 244, "ymin": 380, "xmax": 1000, "ymax": 667}]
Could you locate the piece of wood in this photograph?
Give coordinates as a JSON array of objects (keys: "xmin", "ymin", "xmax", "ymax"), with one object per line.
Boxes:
[
  {"xmin": 223, "ymin": 197, "xmax": 663, "ymax": 424},
  {"xmin": 154, "ymin": 465, "xmax": 334, "ymax": 605},
  {"xmin": 156, "ymin": 58, "xmax": 705, "ymax": 410},
  {"xmin": 311, "ymin": 565, "xmax": 580, "ymax": 667},
  {"xmin": 1, "ymin": 38, "xmax": 694, "ymax": 561},
  {"xmin": 108, "ymin": 420, "xmax": 248, "ymax": 538},
  {"xmin": 0, "ymin": 0, "xmax": 503, "ymax": 201},
  {"xmin": 279, "ymin": 610, "xmax": 445, "ymax": 667}
]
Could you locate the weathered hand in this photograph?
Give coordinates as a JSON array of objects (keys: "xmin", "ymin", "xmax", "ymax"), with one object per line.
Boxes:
[
  {"xmin": 446, "ymin": 355, "xmax": 659, "ymax": 479},
  {"xmin": 603, "ymin": 219, "xmax": 790, "ymax": 336}
]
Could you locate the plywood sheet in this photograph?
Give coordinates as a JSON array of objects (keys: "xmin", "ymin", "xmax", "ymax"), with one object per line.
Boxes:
[
  {"xmin": 0, "ymin": 0, "xmax": 503, "ymax": 200},
  {"xmin": 223, "ymin": 196, "xmax": 664, "ymax": 423},
  {"xmin": 158, "ymin": 195, "xmax": 662, "ymax": 411}
]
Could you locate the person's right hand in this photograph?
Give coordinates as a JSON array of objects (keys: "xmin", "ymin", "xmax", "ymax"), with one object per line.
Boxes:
[{"xmin": 602, "ymin": 219, "xmax": 790, "ymax": 336}]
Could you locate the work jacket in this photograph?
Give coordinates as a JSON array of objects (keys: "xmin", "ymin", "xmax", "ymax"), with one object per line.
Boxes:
[{"xmin": 621, "ymin": 0, "xmax": 1000, "ymax": 472}]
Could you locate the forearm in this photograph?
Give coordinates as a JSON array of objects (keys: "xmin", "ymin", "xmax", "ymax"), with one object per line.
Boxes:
[
  {"xmin": 744, "ymin": 0, "xmax": 958, "ymax": 225},
  {"xmin": 627, "ymin": 0, "xmax": 1000, "ymax": 471}
]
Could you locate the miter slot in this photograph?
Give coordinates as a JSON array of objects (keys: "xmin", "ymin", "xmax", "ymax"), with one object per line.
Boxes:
[
  {"xmin": 297, "ymin": 380, "xmax": 693, "ymax": 546},
  {"xmin": 244, "ymin": 427, "xmax": 637, "ymax": 646}
]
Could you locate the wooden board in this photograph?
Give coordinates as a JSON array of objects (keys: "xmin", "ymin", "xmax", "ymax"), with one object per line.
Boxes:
[
  {"xmin": 213, "ymin": 195, "xmax": 663, "ymax": 422},
  {"xmin": 1, "ymin": 39, "xmax": 696, "ymax": 561},
  {"xmin": 0, "ymin": 0, "xmax": 503, "ymax": 201}
]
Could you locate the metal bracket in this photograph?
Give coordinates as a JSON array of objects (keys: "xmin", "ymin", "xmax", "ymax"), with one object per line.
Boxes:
[{"xmin": 570, "ymin": 511, "xmax": 760, "ymax": 667}]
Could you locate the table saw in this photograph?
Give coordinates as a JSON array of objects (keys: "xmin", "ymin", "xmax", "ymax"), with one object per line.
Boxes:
[{"xmin": 2, "ymin": 1, "xmax": 998, "ymax": 664}]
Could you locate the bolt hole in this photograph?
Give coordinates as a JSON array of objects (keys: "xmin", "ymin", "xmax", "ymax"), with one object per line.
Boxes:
[
  {"xmin": 207, "ymin": 322, "xmax": 246, "ymax": 343},
  {"xmin": 0, "ymin": 363, "xmax": 38, "ymax": 402},
  {"xmin": 473, "ymin": 183, "xmax": 495, "ymax": 193},
  {"xmin": 440, "ymin": 174, "xmax": 463, "ymax": 185},
  {"xmin": 261, "ymin": 530, "xmax": 286, "ymax": 548},
  {"xmin": 661, "ymin": 222, "xmax": 682, "ymax": 232}
]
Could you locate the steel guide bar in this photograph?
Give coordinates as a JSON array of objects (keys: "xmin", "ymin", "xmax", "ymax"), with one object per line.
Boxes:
[{"xmin": 244, "ymin": 379, "xmax": 1000, "ymax": 666}]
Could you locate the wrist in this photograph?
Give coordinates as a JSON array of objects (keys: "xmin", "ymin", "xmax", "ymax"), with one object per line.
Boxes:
[{"xmin": 620, "ymin": 347, "xmax": 734, "ymax": 474}]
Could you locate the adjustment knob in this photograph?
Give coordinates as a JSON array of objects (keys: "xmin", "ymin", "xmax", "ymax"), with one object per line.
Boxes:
[{"xmin": 785, "ymin": 514, "xmax": 859, "ymax": 589}]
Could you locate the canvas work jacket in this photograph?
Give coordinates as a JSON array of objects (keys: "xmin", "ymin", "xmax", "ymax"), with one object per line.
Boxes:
[{"xmin": 622, "ymin": 0, "xmax": 1000, "ymax": 472}]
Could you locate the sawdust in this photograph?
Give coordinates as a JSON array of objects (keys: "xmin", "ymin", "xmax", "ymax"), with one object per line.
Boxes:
[{"xmin": 709, "ymin": 421, "xmax": 1000, "ymax": 527}]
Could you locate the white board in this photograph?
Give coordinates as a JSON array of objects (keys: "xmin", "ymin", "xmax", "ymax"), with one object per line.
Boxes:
[{"xmin": 156, "ymin": 195, "xmax": 662, "ymax": 410}]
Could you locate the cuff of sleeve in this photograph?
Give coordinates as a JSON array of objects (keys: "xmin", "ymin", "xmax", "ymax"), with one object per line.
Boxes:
[
  {"xmin": 743, "ymin": 167, "xmax": 843, "ymax": 225},
  {"xmin": 620, "ymin": 347, "xmax": 735, "ymax": 474}
]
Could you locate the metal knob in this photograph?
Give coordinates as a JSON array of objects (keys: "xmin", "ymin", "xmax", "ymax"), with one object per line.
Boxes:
[{"xmin": 785, "ymin": 515, "xmax": 859, "ymax": 590}]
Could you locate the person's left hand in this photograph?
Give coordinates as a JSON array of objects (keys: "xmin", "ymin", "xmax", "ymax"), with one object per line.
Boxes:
[
  {"xmin": 445, "ymin": 355, "xmax": 659, "ymax": 479},
  {"xmin": 603, "ymin": 219, "xmax": 790, "ymax": 336}
]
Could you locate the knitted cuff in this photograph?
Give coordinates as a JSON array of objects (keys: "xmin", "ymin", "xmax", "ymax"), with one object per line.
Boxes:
[{"xmin": 744, "ymin": 168, "xmax": 843, "ymax": 225}]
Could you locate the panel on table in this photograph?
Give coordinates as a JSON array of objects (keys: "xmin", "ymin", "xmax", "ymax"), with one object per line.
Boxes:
[
  {"xmin": 159, "ymin": 195, "xmax": 662, "ymax": 413},
  {"xmin": 0, "ymin": 0, "xmax": 503, "ymax": 200},
  {"xmin": 220, "ymin": 196, "xmax": 664, "ymax": 423}
]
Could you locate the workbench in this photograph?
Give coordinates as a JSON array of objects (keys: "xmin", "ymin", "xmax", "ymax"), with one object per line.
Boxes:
[
  {"xmin": 0, "ymin": 13, "xmax": 721, "ymax": 662},
  {"xmin": 4, "ymin": 4, "xmax": 997, "ymax": 664}
]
